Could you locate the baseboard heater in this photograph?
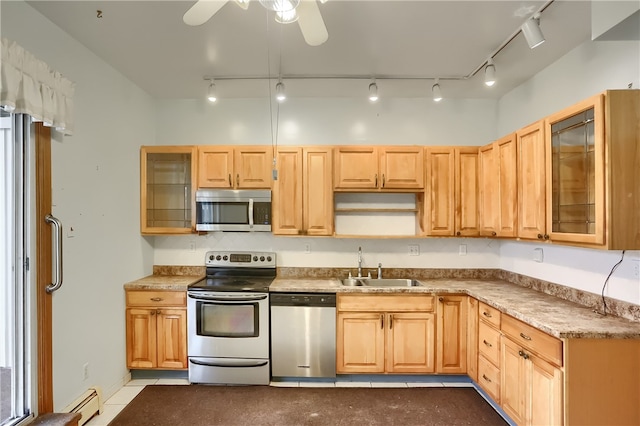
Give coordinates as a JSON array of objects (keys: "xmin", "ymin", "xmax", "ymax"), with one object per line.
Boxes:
[{"xmin": 62, "ymin": 387, "xmax": 103, "ymax": 426}]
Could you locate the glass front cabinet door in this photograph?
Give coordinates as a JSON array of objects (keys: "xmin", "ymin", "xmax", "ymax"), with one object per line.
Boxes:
[
  {"xmin": 544, "ymin": 90, "xmax": 639, "ymax": 249},
  {"xmin": 141, "ymin": 146, "xmax": 197, "ymax": 234}
]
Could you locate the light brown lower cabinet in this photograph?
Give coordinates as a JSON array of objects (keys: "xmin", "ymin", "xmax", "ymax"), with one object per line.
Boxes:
[
  {"xmin": 336, "ymin": 294, "xmax": 435, "ymax": 374},
  {"xmin": 125, "ymin": 290, "xmax": 187, "ymax": 370},
  {"xmin": 436, "ymin": 295, "xmax": 468, "ymax": 373}
]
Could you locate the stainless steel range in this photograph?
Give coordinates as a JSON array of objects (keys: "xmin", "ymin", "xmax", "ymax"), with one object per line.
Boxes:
[{"xmin": 187, "ymin": 251, "xmax": 276, "ymax": 385}]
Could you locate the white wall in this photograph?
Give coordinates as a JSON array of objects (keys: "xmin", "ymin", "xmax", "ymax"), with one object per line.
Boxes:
[
  {"xmin": 496, "ymin": 38, "xmax": 640, "ymax": 305},
  {"xmin": 1, "ymin": 1, "xmax": 156, "ymax": 411}
]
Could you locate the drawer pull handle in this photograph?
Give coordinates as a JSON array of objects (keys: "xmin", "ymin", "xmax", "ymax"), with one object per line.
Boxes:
[
  {"xmin": 519, "ymin": 332, "xmax": 532, "ymax": 341},
  {"xmin": 150, "ymin": 297, "xmax": 163, "ymax": 302},
  {"xmin": 482, "ymin": 374, "xmax": 491, "ymax": 383},
  {"xmin": 482, "ymin": 311, "xmax": 492, "ymax": 318},
  {"xmin": 518, "ymin": 350, "xmax": 530, "ymax": 360},
  {"xmin": 483, "ymin": 339, "xmax": 492, "ymax": 348}
]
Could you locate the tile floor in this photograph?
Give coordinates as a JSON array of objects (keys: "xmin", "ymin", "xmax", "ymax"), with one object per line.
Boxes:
[{"xmin": 85, "ymin": 378, "xmax": 473, "ymax": 425}]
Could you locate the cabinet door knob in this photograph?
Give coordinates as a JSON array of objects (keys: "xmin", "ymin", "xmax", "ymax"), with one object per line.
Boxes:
[
  {"xmin": 382, "ymin": 174, "xmax": 385, "ymax": 188},
  {"xmin": 228, "ymin": 174, "xmax": 232, "ymax": 187},
  {"xmin": 518, "ymin": 350, "xmax": 530, "ymax": 360},
  {"xmin": 380, "ymin": 314, "xmax": 384, "ymax": 329},
  {"xmin": 150, "ymin": 311, "xmax": 156, "ymax": 316},
  {"xmin": 537, "ymin": 233, "xmax": 543, "ymax": 239},
  {"xmin": 544, "ymin": 234, "xmax": 550, "ymax": 240},
  {"xmin": 491, "ymin": 231, "xmax": 497, "ymax": 236},
  {"xmin": 374, "ymin": 174, "xmax": 378, "ymax": 187},
  {"xmin": 456, "ymin": 231, "xmax": 461, "ymax": 236},
  {"xmin": 482, "ymin": 311, "xmax": 492, "ymax": 318},
  {"xmin": 156, "ymin": 310, "xmax": 161, "ymax": 315},
  {"xmin": 438, "ymin": 297, "xmax": 444, "ymax": 302},
  {"xmin": 483, "ymin": 339, "xmax": 492, "ymax": 347},
  {"xmin": 482, "ymin": 374, "xmax": 492, "ymax": 383},
  {"xmin": 236, "ymin": 174, "xmax": 239, "ymax": 187},
  {"xmin": 389, "ymin": 314, "xmax": 393, "ymax": 329}
]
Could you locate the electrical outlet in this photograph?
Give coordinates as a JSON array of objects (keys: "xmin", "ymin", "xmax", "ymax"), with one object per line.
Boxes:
[
  {"xmin": 304, "ymin": 244, "xmax": 311, "ymax": 254},
  {"xmin": 633, "ymin": 261, "xmax": 639, "ymax": 279},
  {"xmin": 83, "ymin": 363, "xmax": 89, "ymax": 380},
  {"xmin": 189, "ymin": 241, "xmax": 196, "ymax": 252},
  {"xmin": 459, "ymin": 244, "xmax": 467, "ymax": 256},
  {"xmin": 533, "ymin": 248, "xmax": 544, "ymax": 263},
  {"xmin": 408, "ymin": 245, "xmax": 420, "ymax": 256}
]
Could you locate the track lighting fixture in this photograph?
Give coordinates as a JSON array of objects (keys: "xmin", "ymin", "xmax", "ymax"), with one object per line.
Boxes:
[
  {"xmin": 368, "ymin": 81, "xmax": 378, "ymax": 102},
  {"xmin": 276, "ymin": 81, "xmax": 286, "ymax": 102},
  {"xmin": 432, "ymin": 79, "xmax": 442, "ymax": 102},
  {"xmin": 521, "ymin": 15, "xmax": 545, "ymax": 49},
  {"xmin": 206, "ymin": 79, "xmax": 217, "ymax": 103},
  {"xmin": 484, "ymin": 59, "xmax": 496, "ymax": 87}
]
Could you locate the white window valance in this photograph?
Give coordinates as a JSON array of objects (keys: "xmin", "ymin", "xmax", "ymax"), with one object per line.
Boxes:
[{"xmin": 1, "ymin": 38, "xmax": 75, "ymax": 135}]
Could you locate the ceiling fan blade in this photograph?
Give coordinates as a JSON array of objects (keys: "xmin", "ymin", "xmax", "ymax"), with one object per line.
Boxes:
[
  {"xmin": 183, "ymin": 0, "xmax": 229, "ymax": 26},
  {"xmin": 296, "ymin": 0, "xmax": 328, "ymax": 46}
]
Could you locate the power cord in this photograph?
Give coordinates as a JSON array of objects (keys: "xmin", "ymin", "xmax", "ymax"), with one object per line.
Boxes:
[{"xmin": 595, "ymin": 250, "xmax": 625, "ymax": 316}]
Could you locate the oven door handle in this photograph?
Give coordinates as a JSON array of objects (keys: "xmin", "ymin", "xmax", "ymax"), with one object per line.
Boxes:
[
  {"xmin": 189, "ymin": 358, "xmax": 269, "ymax": 368},
  {"xmin": 187, "ymin": 293, "xmax": 268, "ymax": 302}
]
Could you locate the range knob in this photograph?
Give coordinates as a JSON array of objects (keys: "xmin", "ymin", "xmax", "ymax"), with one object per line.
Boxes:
[
  {"xmin": 216, "ymin": 255, "xmax": 221, "ymax": 261},
  {"xmin": 266, "ymin": 256, "xmax": 272, "ymax": 262},
  {"xmin": 253, "ymin": 256, "xmax": 258, "ymax": 262},
  {"xmin": 209, "ymin": 255, "xmax": 214, "ymax": 261},
  {"xmin": 223, "ymin": 255, "xmax": 228, "ymax": 261},
  {"xmin": 260, "ymin": 256, "xmax": 265, "ymax": 262}
]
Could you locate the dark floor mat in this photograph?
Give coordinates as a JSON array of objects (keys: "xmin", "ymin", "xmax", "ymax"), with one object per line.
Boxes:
[{"xmin": 108, "ymin": 385, "xmax": 507, "ymax": 426}]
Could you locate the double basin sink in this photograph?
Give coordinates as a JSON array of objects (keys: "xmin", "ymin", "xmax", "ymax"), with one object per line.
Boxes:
[{"xmin": 341, "ymin": 278, "xmax": 422, "ymax": 287}]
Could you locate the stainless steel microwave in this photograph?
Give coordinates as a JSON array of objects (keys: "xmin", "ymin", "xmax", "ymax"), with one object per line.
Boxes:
[{"xmin": 195, "ymin": 189, "xmax": 272, "ymax": 232}]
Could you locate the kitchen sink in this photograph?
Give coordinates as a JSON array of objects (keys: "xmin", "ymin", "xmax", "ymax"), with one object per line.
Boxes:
[{"xmin": 341, "ymin": 278, "xmax": 422, "ymax": 287}]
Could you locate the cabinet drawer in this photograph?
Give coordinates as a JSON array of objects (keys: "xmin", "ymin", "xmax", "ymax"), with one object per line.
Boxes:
[
  {"xmin": 478, "ymin": 302, "xmax": 501, "ymax": 328},
  {"xmin": 477, "ymin": 355, "xmax": 500, "ymax": 403},
  {"xmin": 126, "ymin": 291, "xmax": 186, "ymax": 307},
  {"xmin": 338, "ymin": 294, "xmax": 434, "ymax": 312},
  {"xmin": 478, "ymin": 321, "xmax": 501, "ymax": 366},
  {"xmin": 501, "ymin": 315, "xmax": 562, "ymax": 367}
]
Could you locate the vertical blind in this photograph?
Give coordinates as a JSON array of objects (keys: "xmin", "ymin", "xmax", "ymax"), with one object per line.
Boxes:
[{"xmin": 0, "ymin": 38, "xmax": 75, "ymax": 135}]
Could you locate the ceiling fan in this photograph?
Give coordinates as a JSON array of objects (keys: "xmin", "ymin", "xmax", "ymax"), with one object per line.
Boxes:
[{"xmin": 183, "ymin": 0, "xmax": 329, "ymax": 46}]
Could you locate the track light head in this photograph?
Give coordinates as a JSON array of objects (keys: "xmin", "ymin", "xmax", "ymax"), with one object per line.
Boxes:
[
  {"xmin": 484, "ymin": 59, "xmax": 496, "ymax": 87},
  {"xmin": 521, "ymin": 16, "xmax": 545, "ymax": 49},
  {"xmin": 432, "ymin": 79, "xmax": 442, "ymax": 102},
  {"xmin": 206, "ymin": 80, "xmax": 217, "ymax": 103},
  {"xmin": 276, "ymin": 81, "xmax": 286, "ymax": 102},
  {"xmin": 368, "ymin": 81, "xmax": 379, "ymax": 102}
]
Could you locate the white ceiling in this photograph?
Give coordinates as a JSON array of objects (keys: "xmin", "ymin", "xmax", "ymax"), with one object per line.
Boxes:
[{"xmin": 25, "ymin": 0, "xmax": 592, "ymax": 100}]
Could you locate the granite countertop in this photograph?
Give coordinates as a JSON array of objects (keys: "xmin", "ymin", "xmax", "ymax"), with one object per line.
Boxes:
[
  {"xmin": 269, "ymin": 278, "xmax": 640, "ymax": 340},
  {"xmin": 123, "ymin": 274, "xmax": 204, "ymax": 291}
]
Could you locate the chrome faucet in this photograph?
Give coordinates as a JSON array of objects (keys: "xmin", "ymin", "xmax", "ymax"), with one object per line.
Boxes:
[
  {"xmin": 357, "ymin": 246, "xmax": 363, "ymax": 278},
  {"xmin": 377, "ymin": 263, "xmax": 382, "ymax": 279}
]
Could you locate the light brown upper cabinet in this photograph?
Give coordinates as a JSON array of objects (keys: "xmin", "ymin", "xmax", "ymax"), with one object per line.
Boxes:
[
  {"xmin": 478, "ymin": 133, "xmax": 517, "ymax": 237},
  {"xmin": 140, "ymin": 145, "xmax": 197, "ymax": 234},
  {"xmin": 197, "ymin": 145, "xmax": 273, "ymax": 189},
  {"xmin": 271, "ymin": 146, "xmax": 333, "ymax": 236},
  {"xmin": 423, "ymin": 147, "xmax": 479, "ymax": 236},
  {"xmin": 517, "ymin": 121, "xmax": 547, "ymax": 240},
  {"xmin": 334, "ymin": 146, "xmax": 424, "ymax": 191},
  {"xmin": 545, "ymin": 90, "xmax": 639, "ymax": 249}
]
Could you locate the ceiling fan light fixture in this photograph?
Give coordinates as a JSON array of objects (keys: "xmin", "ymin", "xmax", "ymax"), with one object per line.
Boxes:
[
  {"xmin": 432, "ymin": 79, "xmax": 442, "ymax": 102},
  {"xmin": 368, "ymin": 81, "xmax": 379, "ymax": 102},
  {"xmin": 276, "ymin": 81, "xmax": 286, "ymax": 102},
  {"xmin": 275, "ymin": 8, "xmax": 299, "ymax": 24},
  {"xmin": 521, "ymin": 16, "xmax": 545, "ymax": 49},
  {"xmin": 484, "ymin": 59, "xmax": 496, "ymax": 87},
  {"xmin": 259, "ymin": 0, "xmax": 300, "ymax": 13},
  {"xmin": 234, "ymin": 0, "xmax": 250, "ymax": 10}
]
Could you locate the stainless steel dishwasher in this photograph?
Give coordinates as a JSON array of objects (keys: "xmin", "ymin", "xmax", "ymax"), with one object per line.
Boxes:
[{"xmin": 270, "ymin": 293, "xmax": 336, "ymax": 378}]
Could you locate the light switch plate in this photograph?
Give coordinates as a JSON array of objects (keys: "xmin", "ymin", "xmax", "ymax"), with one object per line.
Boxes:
[
  {"xmin": 408, "ymin": 245, "xmax": 420, "ymax": 256},
  {"xmin": 459, "ymin": 244, "xmax": 467, "ymax": 256}
]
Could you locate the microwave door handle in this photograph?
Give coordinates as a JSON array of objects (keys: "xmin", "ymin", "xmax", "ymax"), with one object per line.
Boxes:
[{"xmin": 248, "ymin": 198, "xmax": 254, "ymax": 228}]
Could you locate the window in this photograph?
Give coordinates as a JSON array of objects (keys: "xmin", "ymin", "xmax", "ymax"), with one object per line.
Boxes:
[{"xmin": 1, "ymin": 112, "xmax": 33, "ymax": 426}]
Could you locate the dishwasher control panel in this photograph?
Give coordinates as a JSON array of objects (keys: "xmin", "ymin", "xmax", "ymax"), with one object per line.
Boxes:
[{"xmin": 270, "ymin": 293, "xmax": 336, "ymax": 307}]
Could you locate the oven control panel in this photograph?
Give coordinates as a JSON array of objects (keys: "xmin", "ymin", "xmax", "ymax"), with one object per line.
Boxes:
[{"xmin": 205, "ymin": 251, "xmax": 276, "ymax": 268}]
